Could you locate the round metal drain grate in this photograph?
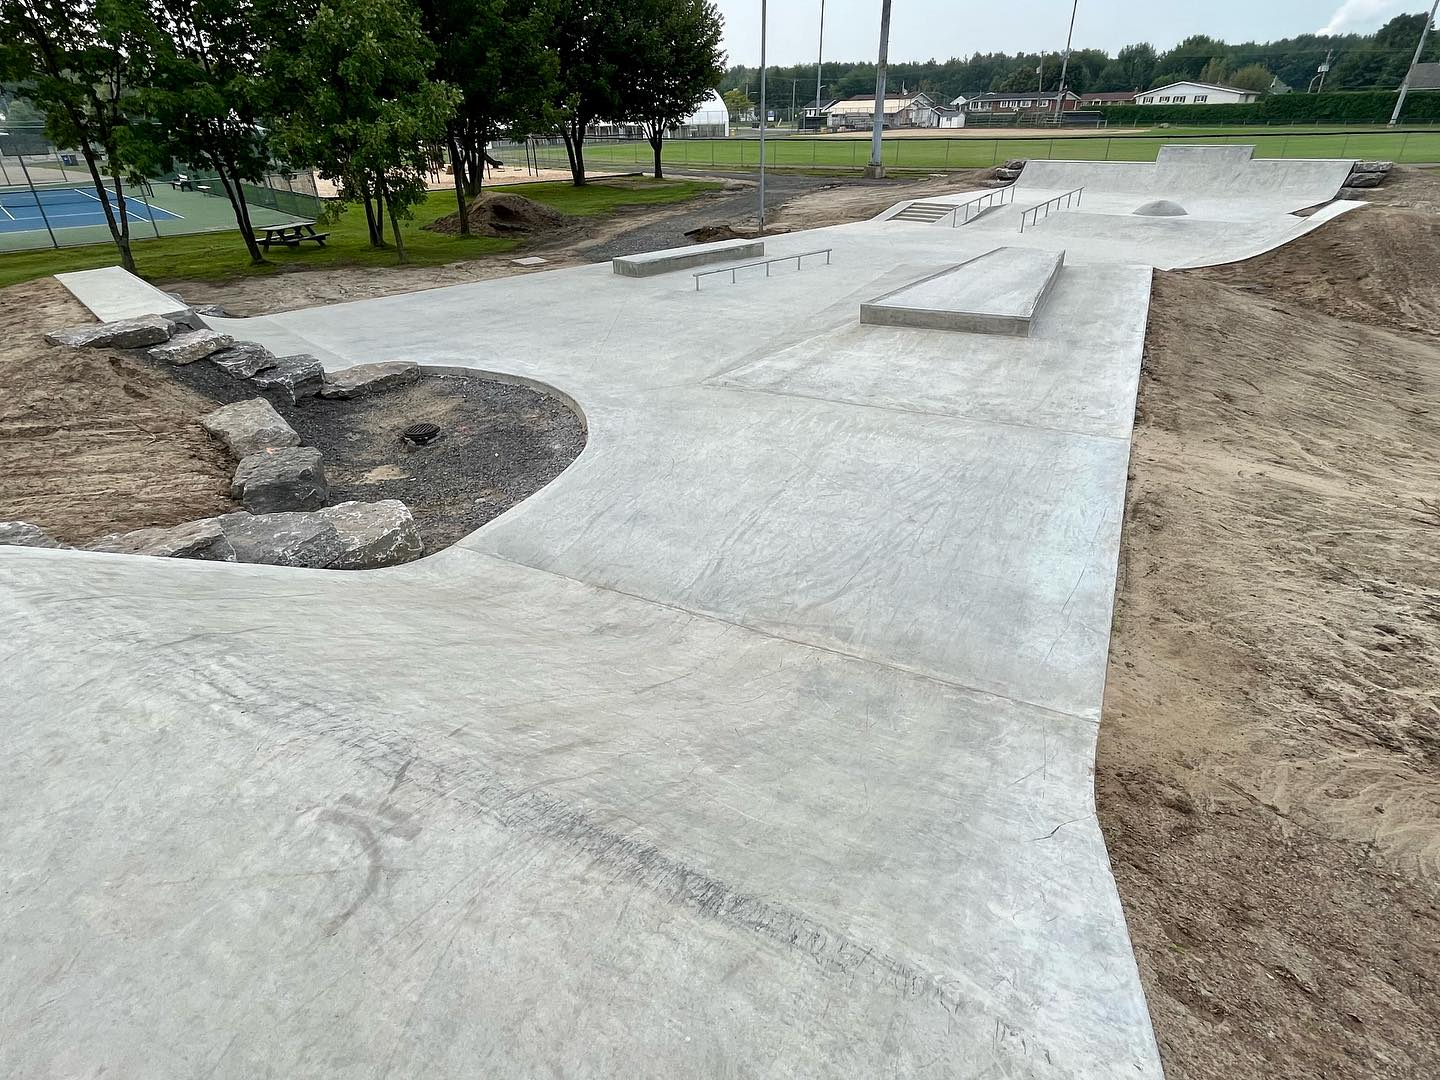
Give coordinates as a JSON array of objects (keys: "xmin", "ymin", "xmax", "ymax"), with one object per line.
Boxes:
[{"xmin": 402, "ymin": 422, "xmax": 441, "ymax": 445}]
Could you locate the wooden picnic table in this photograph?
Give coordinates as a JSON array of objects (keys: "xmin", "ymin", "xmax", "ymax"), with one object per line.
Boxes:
[{"xmin": 256, "ymin": 220, "xmax": 329, "ymax": 251}]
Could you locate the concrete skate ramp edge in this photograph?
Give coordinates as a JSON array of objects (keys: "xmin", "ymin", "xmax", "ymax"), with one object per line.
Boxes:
[{"xmin": 1017, "ymin": 151, "xmax": 1355, "ymax": 205}]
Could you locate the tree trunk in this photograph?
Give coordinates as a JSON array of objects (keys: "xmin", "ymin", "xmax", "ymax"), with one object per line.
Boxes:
[
  {"xmin": 447, "ymin": 127, "xmax": 469, "ymax": 236},
  {"xmin": 650, "ymin": 129, "xmax": 664, "ymax": 179},
  {"xmin": 213, "ymin": 151, "xmax": 265, "ymax": 263},
  {"xmin": 563, "ymin": 122, "xmax": 586, "ymax": 186},
  {"xmin": 381, "ymin": 182, "xmax": 407, "ymax": 264},
  {"xmin": 79, "ymin": 142, "xmax": 134, "ymax": 273},
  {"xmin": 362, "ymin": 188, "xmax": 382, "ymax": 246}
]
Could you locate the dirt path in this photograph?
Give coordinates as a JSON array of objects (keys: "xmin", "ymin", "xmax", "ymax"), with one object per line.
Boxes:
[{"xmin": 1101, "ymin": 190, "xmax": 1440, "ymax": 1078}]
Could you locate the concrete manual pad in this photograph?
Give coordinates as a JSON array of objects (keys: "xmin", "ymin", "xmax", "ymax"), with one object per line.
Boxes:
[
  {"xmin": 860, "ymin": 246, "xmax": 1064, "ymax": 336},
  {"xmin": 4, "ymin": 153, "xmax": 1358, "ymax": 1079},
  {"xmin": 55, "ymin": 265, "xmax": 188, "ymax": 322},
  {"xmin": 612, "ymin": 236, "xmax": 763, "ymax": 277}
]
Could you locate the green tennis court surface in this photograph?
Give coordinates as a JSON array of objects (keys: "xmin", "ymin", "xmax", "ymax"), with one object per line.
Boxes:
[{"xmin": 0, "ymin": 183, "xmax": 303, "ymax": 253}]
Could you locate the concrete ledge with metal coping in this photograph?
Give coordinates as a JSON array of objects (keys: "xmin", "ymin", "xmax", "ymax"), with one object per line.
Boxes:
[
  {"xmin": 860, "ymin": 246, "xmax": 1066, "ymax": 336},
  {"xmin": 611, "ymin": 236, "xmax": 763, "ymax": 277}
]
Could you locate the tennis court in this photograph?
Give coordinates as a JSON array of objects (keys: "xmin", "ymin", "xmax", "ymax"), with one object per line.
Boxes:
[
  {"xmin": 0, "ymin": 183, "xmax": 183, "ymax": 234},
  {"xmin": 0, "ymin": 179, "xmax": 312, "ymax": 252}
]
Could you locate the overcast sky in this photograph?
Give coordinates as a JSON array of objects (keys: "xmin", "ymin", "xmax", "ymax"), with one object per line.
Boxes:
[{"xmin": 713, "ymin": 0, "xmax": 1426, "ymax": 67}]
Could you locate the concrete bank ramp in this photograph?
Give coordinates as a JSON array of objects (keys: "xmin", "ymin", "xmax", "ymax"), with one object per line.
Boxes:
[
  {"xmin": 1017, "ymin": 145, "xmax": 1354, "ymax": 206},
  {"xmin": 861, "ymin": 246, "xmax": 1064, "ymax": 336}
]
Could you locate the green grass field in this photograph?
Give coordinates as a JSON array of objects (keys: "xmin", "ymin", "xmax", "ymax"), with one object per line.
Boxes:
[
  {"xmin": 0, "ymin": 178, "xmax": 719, "ymax": 290},
  {"xmin": 559, "ymin": 126, "xmax": 1440, "ymax": 173}
]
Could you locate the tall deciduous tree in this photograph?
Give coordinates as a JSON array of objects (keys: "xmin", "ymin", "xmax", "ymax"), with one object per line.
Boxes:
[
  {"xmin": 548, "ymin": 0, "xmax": 629, "ymax": 186},
  {"xmin": 415, "ymin": 0, "xmax": 556, "ymax": 234},
  {"xmin": 266, "ymin": 0, "xmax": 457, "ymax": 262},
  {"xmin": 0, "ymin": 0, "xmax": 159, "ymax": 272},
  {"xmin": 140, "ymin": 0, "xmax": 283, "ymax": 264},
  {"xmin": 620, "ymin": 0, "xmax": 724, "ymax": 179}
]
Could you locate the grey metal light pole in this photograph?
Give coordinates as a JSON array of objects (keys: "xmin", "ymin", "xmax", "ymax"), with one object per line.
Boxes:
[
  {"xmin": 815, "ymin": 0, "xmax": 826, "ymax": 128},
  {"xmin": 866, "ymin": 0, "xmax": 892, "ymax": 178},
  {"xmin": 1054, "ymin": 0, "xmax": 1079, "ymax": 123},
  {"xmin": 1391, "ymin": 0, "xmax": 1439, "ymax": 126},
  {"xmin": 758, "ymin": 0, "xmax": 768, "ymax": 228}
]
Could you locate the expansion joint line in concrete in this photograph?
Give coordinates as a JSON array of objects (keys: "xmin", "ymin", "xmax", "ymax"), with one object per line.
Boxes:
[
  {"xmin": 705, "ymin": 378, "xmax": 1133, "ymax": 445},
  {"xmin": 452, "ymin": 545, "xmax": 1101, "ymax": 729}
]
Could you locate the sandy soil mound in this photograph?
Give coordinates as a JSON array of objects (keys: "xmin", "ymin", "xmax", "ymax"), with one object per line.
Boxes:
[
  {"xmin": 1100, "ymin": 270, "xmax": 1440, "ymax": 1080},
  {"xmin": 0, "ymin": 279, "xmax": 239, "ymax": 543},
  {"xmin": 1187, "ymin": 168, "xmax": 1440, "ymax": 336},
  {"xmin": 425, "ymin": 192, "xmax": 571, "ymax": 238}
]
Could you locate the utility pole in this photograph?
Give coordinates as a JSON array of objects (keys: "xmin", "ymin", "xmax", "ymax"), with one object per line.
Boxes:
[
  {"xmin": 1391, "ymin": 0, "xmax": 1439, "ymax": 126},
  {"xmin": 758, "ymin": 0, "xmax": 768, "ymax": 228},
  {"xmin": 1310, "ymin": 48, "xmax": 1333, "ymax": 93},
  {"xmin": 815, "ymin": 0, "xmax": 826, "ymax": 131},
  {"xmin": 866, "ymin": 0, "xmax": 892, "ymax": 178},
  {"xmin": 1055, "ymin": 0, "xmax": 1079, "ymax": 124}
]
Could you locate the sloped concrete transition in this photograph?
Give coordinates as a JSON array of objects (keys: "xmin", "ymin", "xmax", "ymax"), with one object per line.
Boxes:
[{"xmin": 2, "ymin": 149, "xmax": 1362, "ymax": 1078}]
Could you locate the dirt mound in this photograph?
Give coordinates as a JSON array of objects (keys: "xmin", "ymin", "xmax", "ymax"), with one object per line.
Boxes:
[
  {"xmin": 684, "ymin": 223, "xmax": 792, "ymax": 243},
  {"xmin": 1185, "ymin": 170, "xmax": 1440, "ymax": 336},
  {"xmin": 425, "ymin": 192, "xmax": 571, "ymax": 238},
  {"xmin": 1101, "ymin": 272, "xmax": 1440, "ymax": 1080}
]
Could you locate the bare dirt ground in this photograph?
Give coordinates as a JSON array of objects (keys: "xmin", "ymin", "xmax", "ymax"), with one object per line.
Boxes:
[
  {"xmin": 0, "ymin": 279, "xmax": 239, "ymax": 543},
  {"xmin": 1101, "ymin": 179, "xmax": 1440, "ymax": 1079}
]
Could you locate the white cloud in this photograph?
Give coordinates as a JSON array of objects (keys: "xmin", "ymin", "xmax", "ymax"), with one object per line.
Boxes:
[{"xmin": 1318, "ymin": 0, "xmax": 1410, "ymax": 36}]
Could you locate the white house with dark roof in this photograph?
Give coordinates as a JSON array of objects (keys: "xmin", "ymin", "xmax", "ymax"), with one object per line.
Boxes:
[{"xmin": 1135, "ymin": 81, "xmax": 1259, "ymax": 106}]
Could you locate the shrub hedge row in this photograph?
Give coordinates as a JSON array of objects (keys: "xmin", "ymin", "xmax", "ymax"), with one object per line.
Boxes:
[{"xmin": 1100, "ymin": 90, "xmax": 1440, "ymax": 126}]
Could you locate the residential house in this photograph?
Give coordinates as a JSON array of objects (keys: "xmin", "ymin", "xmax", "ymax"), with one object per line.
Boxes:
[
  {"xmin": 1134, "ymin": 81, "xmax": 1259, "ymax": 106},
  {"xmin": 1079, "ymin": 91, "xmax": 1136, "ymax": 107},
  {"xmin": 962, "ymin": 90, "xmax": 1082, "ymax": 115}
]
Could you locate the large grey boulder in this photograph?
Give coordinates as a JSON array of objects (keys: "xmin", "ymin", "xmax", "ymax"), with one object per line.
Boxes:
[
  {"xmin": 1002, "ymin": 159, "xmax": 1028, "ymax": 171},
  {"xmin": 0, "ymin": 521, "xmax": 65, "ymax": 548},
  {"xmin": 231, "ymin": 446, "xmax": 328, "ymax": 513},
  {"xmin": 994, "ymin": 167, "xmax": 1023, "ymax": 182},
  {"xmin": 1352, "ymin": 160, "xmax": 1393, "ymax": 175},
  {"xmin": 318, "ymin": 500, "xmax": 424, "ymax": 569},
  {"xmin": 87, "ymin": 519, "xmax": 234, "ymax": 561},
  {"xmin": 148, "ymin": 329, "xmax": 234, "ymax": 365},
  {"xmin": 252, "ymin": 354, "xmax": 326, "ymax": 402},
  {"xmin": 209, "ymin": 342, "xmax": 278, "ymax": 379},
  {"xmin": 1344, "ymin": 173, "xmax": 1383, "ymax": 189},
  {"xmin": 319, "ymin": 361, "xmax": 420, "ymax": 399},
  {"xmin": 45, "ymin": 314, "xmax": 176, "ymax": 349},
  {"xmin": 200, "ymin": 398, "xmax": 300, "ymax": 458},
  {"xmin": 215, "ymin": 511, "xmax": 346, "ymax": 567}
]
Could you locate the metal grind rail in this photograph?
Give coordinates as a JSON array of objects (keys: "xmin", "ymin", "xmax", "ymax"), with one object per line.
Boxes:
[
  {"xmin": 1018, "ymin": 187, "xmax": 1084, "ymax": 233},
  {"xmin": 693, "ymin": 248, "xmax": 833, "ymax": 290},
  {"xmin": 948, "ymin": 186, "xmax": 1017, "ymax": 227}
]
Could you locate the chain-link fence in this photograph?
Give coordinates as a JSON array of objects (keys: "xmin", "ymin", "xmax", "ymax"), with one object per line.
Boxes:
[
  {"xmin": 0, "ymin": 121, "xmax": 325, "ymax": 253},
  {"xmin": 515, "ymin": 127, "xmax": 1440, "ymax": 176}
]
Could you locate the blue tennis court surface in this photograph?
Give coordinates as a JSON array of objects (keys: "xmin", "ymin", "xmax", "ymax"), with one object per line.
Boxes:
[{"xmin": 0, "ymin": 186, "xmax": 182, "ymax": 233}]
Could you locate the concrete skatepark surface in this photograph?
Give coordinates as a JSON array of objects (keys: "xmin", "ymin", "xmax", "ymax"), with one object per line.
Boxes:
[{"xmin": 3, "ymin": 150, "xmax": 1359, "ymax": 1078}]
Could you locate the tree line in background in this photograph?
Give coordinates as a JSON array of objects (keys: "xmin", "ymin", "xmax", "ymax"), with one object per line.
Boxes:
[
  {"xmin": 724, "ymin": 14, "xmax": 1439, "ymax": 109},
  {"xmin": 0, "ymin": 0, "xmax": 725, "ymax": 271}
]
